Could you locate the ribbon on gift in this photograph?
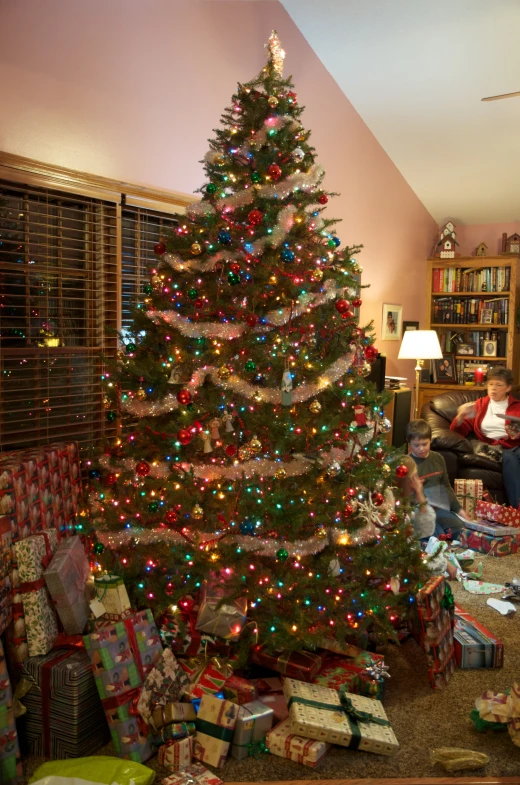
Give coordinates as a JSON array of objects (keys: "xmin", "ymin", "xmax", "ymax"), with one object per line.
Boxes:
[
  {"xmin": 102, "ymin": 686, "xmax": 150, "ymax": 738},
  {"xmin": 18, "ymin": 577, "xmax": 46, "ymax": 594},
  {"xmin": 472, "ymin": 683, "xmax": 520, "ymax": 746},
  {"xmin": 287, "ymin": 689, "xmax": 390, "ymax": 751},
  {"xmin": 232, "ymin": 701, "xmax": 269, "ymax": 758},
  {"xmin": 195, "ymin": 718, "xmax": 235, "ymax": 743}
]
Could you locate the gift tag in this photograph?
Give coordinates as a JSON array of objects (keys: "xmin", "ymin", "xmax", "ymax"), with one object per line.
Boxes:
[{"xmin": 89, "ymin": 598, "xmax": 106, "ymax": 618}]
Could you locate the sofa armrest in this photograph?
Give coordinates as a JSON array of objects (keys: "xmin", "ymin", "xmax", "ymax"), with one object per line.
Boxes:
[
  {"xmin": 430, "ymin": 428, "xmax": 473, "ymax": 456},
  {"xmin": 459, "ymin": 452, "xmax": 502, "ymax": 472}
]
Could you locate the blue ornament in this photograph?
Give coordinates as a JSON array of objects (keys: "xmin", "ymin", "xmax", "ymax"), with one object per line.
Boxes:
[
  {"xmin": 89, "ymin": 469, "xmax": 101, "ymax": 480},
  {"xmin": 240, "ymin": 519, "xmax": 256, "ymax": 535},
  {"xmin": 281, "ymin": 248, "xmax": 295, "ymax": 263},
  {"xmin": 333, "ymin": 237, "xmax": 341, "ymax": 247},
  {"xmin": 218, "ymin": 230, "xmax": 232, "ymax": 245}
]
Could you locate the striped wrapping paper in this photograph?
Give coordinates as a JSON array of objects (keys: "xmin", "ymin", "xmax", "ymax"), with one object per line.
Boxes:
[
  {"xmin": 266, "ymin": 717, "xmax": 330, "ymax": 768},
  {"xmin": 159, "ymin": 736, "xmax": 194, "ymax": 770}
]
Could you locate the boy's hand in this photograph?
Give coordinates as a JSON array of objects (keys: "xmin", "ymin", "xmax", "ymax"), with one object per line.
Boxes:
[
  {"xmin": 409, "ymin": 474, "xmax": 427, "ymax": 505},
  {"xmin": 454, "ymin": 401, "xmax": 477, "ymax": 425}
]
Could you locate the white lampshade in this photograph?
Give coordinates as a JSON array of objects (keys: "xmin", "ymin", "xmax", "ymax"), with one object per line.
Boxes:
[{"xmin": 398, "ymin": 330, "xmax": 443, "ymax": 360}]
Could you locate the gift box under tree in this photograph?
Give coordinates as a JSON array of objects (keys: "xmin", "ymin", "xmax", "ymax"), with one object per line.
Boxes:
[
  {"xmin": 137, "ymin": 648, "xmax": 191, "ymax": 727},
  {"xmin": 460, "ymin": 527, "xmax": 520, "ymax": 557},
  {"xmin": 266, "ymin": 717, "xmax": 330, "ymax": 768},
  {"xmin": 476, "ymin": 500, "xmax": 520, "ymax": 527},
  {"xmin": 0, "ymin": 515, "xmax": 13, "ymax": 636},
  {"xmin": 162, "ymin": 763, "xmax": 223, "ymax": 785},
  {"xmin": 0, "ymin": 638, "xmax": 23, "ymax": 785},
  {"xmin": 179, "ymin": 659, "xmax": 232, "ymax": 700},
  {"xmin": 94, "ymin": 574, "xmax": 132, "ymax": 620},
  {"xmin": 230, "ymin": 698, "xmax": 273, "ymax": 760},
  {"xmin": 44, "ymin": 534, "xmax": 90, "ymax": 635},
  {"xmin": 249, "ymin": 645, "xmax": 322, "ymax": 681},
  {"xmin": 195, "ymin": 584, "xmax": 247, "ymax": 641},
  {"xmin": 454, "ymin": 479, "xmax": 483, "ymax": 517},
  {"xmin": 410, "ymin": 575, "xmax": 455, "ymax": 690},
  {"xmin": 312, "ymin": 650, "xmax": 386, "ymax": 700},
  {"xmin": 103, "ymin": 690, "xmax": 154, "ymax": 763},
  {"xmin": 193, "ymin": 693, "xmax": 239, "ymax": 768},
  {"xmin": 158, "ymin": 736, "xmax": 194, "ymax": 770}
]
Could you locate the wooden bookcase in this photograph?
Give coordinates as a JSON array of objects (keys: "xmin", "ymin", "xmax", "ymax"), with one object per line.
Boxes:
[{"xmin": 418, "ymin": 256, "xmax": 520, "ymax": 411}]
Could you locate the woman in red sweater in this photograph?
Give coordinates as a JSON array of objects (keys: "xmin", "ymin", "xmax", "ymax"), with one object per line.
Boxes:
[{"xmin": 450, "ymin": 366, "xmax": 520, "ymax": 507}]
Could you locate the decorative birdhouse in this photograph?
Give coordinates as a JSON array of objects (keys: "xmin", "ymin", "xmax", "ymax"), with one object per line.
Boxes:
[
  {"xmin": 434, "ymin": 221, "xmax": 459, "ymax": 259},
  {"xmin": 475, "ymin": 242, "xmax": 488, "ymax": 257},
  {"xmin": 502, "ymin": 232, "xmax": 520, "ymax": 254}
]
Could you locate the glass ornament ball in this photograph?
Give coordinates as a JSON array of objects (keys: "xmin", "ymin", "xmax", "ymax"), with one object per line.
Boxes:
[
  {"xmin": 346, "ymin": 487, "xmax": 356, "ymax": 498},
  {"xmin": 318, "ymin": 194, "xmax": 328, "ymax": 205},
  {"xmin": 177, "ymin": 428, "xmax": 192, "ymax": 445},
  {"xmin": 194, "ymin": 299, "xmax": 204, "ymax": 309},
  {"xmin": 144, "ymin": 283, "xmax": 153, "ymax": 295},
  {"xmin": 292, "ymin": 147, "xmax": 305, "ymax": 162},
  {"xmin": 335, "ymin": 299, "xmax": 350, "ymax": 314},
  {"xmin": 372, "ymin": 491, "xmax": 384, "ymax": 507},
  {"xmin": 218, "ymin": 365, "xmax": 231, "ymax": 380},
  {"xmin": 276, "ymin": 548, "xmax": 289, "ymax": 562},
  {"xmin": 238, "ymin": 445, "xmax": 252, "ymax": 461},
  {"xmin": 229, "ymin": 262, "xmax": 241, "ymax": 274},
  {"xmin": 248, "ymin": 209, "xmax": 263, "ymax": 225},
  {"xmin": 332, "ymin": 237, "xmax": 341, "ymax": 247},
  {"xmin": 153, "ymin": 242, "xmax": 166, "ymax": 256},
  {"xmin": 281, "ymin": 248, "xmax": 295, "ymax": 263},
  {"xmin": 188, "ymin": 288, "xmax": 198, "ymax": 299},
  {"xmin": 191, "ymin": 504, "xmax": 204, "ymax": 520},
  {"xmin": 274, "ymin": 467, "xmax": 287, "ymax": 480},
  {"xmin": 327, "ymin": 238, "xmax": 336, "ymax": 249},
  {"xmin": 343, "ymin": 502, "xmax": 355, "ymax": 518},
  {"xmin": 125, "ymin": 343, "xmax": 136, "ymax": 354},
  {"xmin": 268, "ymin": 164, "xmax": 282, "ymax": 181},
  {"xmin": 249, "ymin": 435, "xmax": 262, "ymax": 453},
  {"xmin": 148, "ymin": 500, "xmax": 159, "ymax": 513},
  {"xmin": 268, "ymin": 95, "xmax": 279, "ymax": 107},
  {"xmin": 214, "ymin": 153, "xmax": 226, "ymax": 166},
  {"xmin": 358, "ymin": 362, "xmax": 372, "ymax": 377},
  {"xmin": 287, "ymin": 91, "xmax": 297, "ymax": 102},
  {"xmin": 364, "ymin": 345, "xmax": 378, "ymax": 361},
  {"xmin": 382, "ymin": 463, "xmax": 391, "ymax": 476},
  {"xmin": 228, "ymin": 272, "xmax": 241, "ymax": 286},
  {"xmin": 93, "ymin": 542, "xmax": 105, "ymax": 555},
  {"xmin": 240, "ymin": 519, "xmax": 256, "ymax": 535},
  {"xmin": 136, "ymin": 388, "xmax": 146, "ymax": 400},
  {"xmin": 189, "ymin": 242, "xmax": 202, "ymax": 256},
  {"xmin": 135, "ymin": 461, "xmax": 151, "ymax": 477},
  {"xmin": 177, "ymin": 389, "xmax": 192, "ymax": 405},
  {"xmin": 106, "ymin": 411, "xmax": 117, "ymax": 422},
  {"xmin": 102, "ymin": 395, "xmax": 111, "ymax": 410},
  {"xmin": 309, "ymin": 400, "xmax": 322, "ymax": 414},
  {"xmin": 327, "ymin": 461, "xmax": 341, "ymax": 477},
  {"xmin": 378, "ymin": 417, "xmax": 392, "ymax": 434},
  {"xmin": 395, "ymin": 464, "xmax": 409, "ymax": 478},
  {"xmin": 251, "ymin": 171, "xmax": 261, "ymax": 184},
  {"xmin": 352, "ymin": 298, "xmax": 363, "ymax": 308},
  {"xmin": 310, "ymin": 268, "xmax": 324, "ymax": 282},
  {"xmin": 225, "ymin": 444, "xmax": 237, "ymax": 457},
  {"xmin": 206, "ymin": 183, "xmax": 217, "ymax": 195},
  {"xmin": 245, "ymin": 360, "xmax": 256, "ymax": 372},
  {"xmin": 246, "ymin": 313, "xmax": 258, "ymax": 327},
  {"xmin": 106, "ymin": 472, "xmax": 117, "ymax": 485},
  {"xmin": 218, "ymin": 230, "xmax": 232, "ymax": 245},
  {"xmin": 164, "ymin": 509, "xmax": 178, "ymax": 525},
  {"xmin": 89, "ymin": 469, "xmax": 101, "ymax": 480},
  {"xmin": 389, "ymin": 512, "xmax": 399, "ymax": 525}
]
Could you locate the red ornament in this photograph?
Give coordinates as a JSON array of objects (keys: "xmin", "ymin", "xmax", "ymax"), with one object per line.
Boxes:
[
  {"xmin": 352, "ymin": 298, "xmax": 363, "ymax": 308},
  {"xmin": 268, "ymin": 164, "xmax": 282, "ymax": 181},
  {"xmin": 135, "ymin": 461, "xmax": 150, "ymax": 477},
  {"xmin": 248, "ymin": 209, "xmax": 263, "ymax": 225},
  {"xmin": 246, "ymin": 313, "xmax": 258, "ymax": 328},
  {"xmin": 176, "ymin": 389, "xmax": 192, "ymax": 405},
  {"xmin": 341, "ymin": 310, "xmax": 355, "ymax": 320},
  {"xmin": 287, "ymin": 91, "xmax": 297, "ymax": 102},
  {"xmin": 106, "ymin": 473, "xmax": 117, "ymax": 485},
  {"xmin": 389, "ymin": 512, "xmax": 399, "ymax": 525},
  {"xmin": 335, "ymin": 299, "xmax": 350, "ymax": 314},
  {"xmin": 177, "ymin": 428, "xmax": 192, "ymax": 445},
  {"xmin": 164, "ymin": 509, "xmax": 179, "ymax": 525},
  {"xmin": 225, "ymin": 444, "xmax": 237, "ymax": 457},
  {"xmin": 194, "ymin": 298, "xmax": 204, "ymax": 309},
  {"xmin": 343, "ymin": 503, "xmax": 355, "ymax": 518},
  {"xmin": 395, "ymin": 464, "xmax": 409, "ymax": 478},
  {"xmin": 364, "ymin": 345, "xmax": 378, "ymax": 361},
  {"xmin": 154, "ymin": 242, "xmax": 166, "ymax": 256},
  {"xmin": 346, "ymin": 487, "xmax": 356, "ymax": 498},
  {"xmin": 229, "ymin": 263, "xmax": 241, "ymax": 274},
  {"xmin": 318, "ymin": 194, "xmax": 328, "ymax": 205},
  {"xmin": 375, "ymin": 447, "xmax": 385, "ymax": 460},
  {"xmin": 371, "ymin": 491, "xmax": 384, "ymax": 507}
]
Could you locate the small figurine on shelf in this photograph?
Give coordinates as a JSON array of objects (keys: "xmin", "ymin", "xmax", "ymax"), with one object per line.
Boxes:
[
  {"xmin": 475, "ymin": 242, "xmax": 488, "ymax": 257},
  {"xmin": 434, "ymin": 220, "xmax": 460, "ymax": 259},
  {"xmin": 502, "ymin": 232, "xmax": 520, "ymax": 254}
]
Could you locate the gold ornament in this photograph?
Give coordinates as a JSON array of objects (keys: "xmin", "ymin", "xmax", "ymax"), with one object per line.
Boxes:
[
  {"xmin": 310, "ymin": 268, "xmax": 324, "ymax": 282},
  {"xmin": 316, "ymin": 525, "xmax": 328, "ymax": 538},
  {"xmin": 274, "ymin": 467, "xmax": 287, "ymax": 480},
  {"xmin": 268, "ymin": 95, "xmax": 279, "ymax": 107},
  {"xmin": 309, "ymin": 400, "xmax": 322, "ymax": 414},
  {"xmin": 238, "ymin": 445, "xmax": 252, "ymax": 461},
  {"xmin": 358, "ymin": 362, "xmax": 372, "ymax": 378},
  {"xmin": 249, "ymin": 435, "xmax": 262, "ymax": 454},
  {"xmin": 102, "ymin": 395, "xmax": 111, "ymax": 410},
  {"xmin": 191, "ymin": 504, "xmax": 204, "ymax": 520},
  {"xmin": 252, "ymin": 390, "xmax": 263, "ymax": 403},
  {"xmin": 214, "ymin": 153, "xmax": 225, "ymax": 167},
  {"xmin": 218, "ymin": 365, "xmax": 231, "ymax": 380},
  {"xmin": 136, "ymin": 388, "xmax": 146, "ymax": 400},
  {"xmin": 190, "ymin": 242, "xmax": 203, "ymax": 256},
  {"xmin": 294, "ymin": 211, "xmax": 306, "ymax": 224},
  {"xmin": 382, "ymin": 463, "xmax": 391, "ymax": 476},
  {"xmin": 151, "ymin": 274, "xmax": 161, "ymax": 287}
]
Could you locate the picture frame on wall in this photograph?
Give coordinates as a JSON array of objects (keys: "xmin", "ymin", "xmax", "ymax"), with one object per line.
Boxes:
[
  {"xmin": 433, "ymin": 354, "xmax": 458, "ymax": 384},
  {"xmin": 402, "ymin": 320, "xmax": 419, "ymax": 337},
  {"xmin": 382, "ymin": 304, "xmax": 402, "ymax": 341}
]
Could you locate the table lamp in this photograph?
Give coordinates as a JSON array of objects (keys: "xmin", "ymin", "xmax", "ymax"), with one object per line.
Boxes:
[{"xmin": 398, "ymin": 330, "xmax": 443, "ymax": 418}]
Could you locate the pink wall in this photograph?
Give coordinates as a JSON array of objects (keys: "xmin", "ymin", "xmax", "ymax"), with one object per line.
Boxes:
[
  {"xmin": 455, "ymin": 223, "xmax": 520, "ymax": 256},
  {"xmin": 0, "ymin": 0, "xmax": 436, "ymax": 379}
]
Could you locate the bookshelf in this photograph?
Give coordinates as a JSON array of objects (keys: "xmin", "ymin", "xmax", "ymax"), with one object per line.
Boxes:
[{"xmin": 419, "ymin": 256, "xmax": 520, "ymax": 408}]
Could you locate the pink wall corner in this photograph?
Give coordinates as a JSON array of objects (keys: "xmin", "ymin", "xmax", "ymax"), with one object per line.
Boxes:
[
  {"xmin": 456, "ymin": 223, "xmax": 520, "ymax": 256},
  {"xmin": 0, "ymin": 0, "xmax": 436, "ymax": 382}
]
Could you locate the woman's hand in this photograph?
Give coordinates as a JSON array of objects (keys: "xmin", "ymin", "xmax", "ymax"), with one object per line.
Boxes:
[{"xmin": 454, "ymin": 401, "xmax": 477, "ymax": 425}]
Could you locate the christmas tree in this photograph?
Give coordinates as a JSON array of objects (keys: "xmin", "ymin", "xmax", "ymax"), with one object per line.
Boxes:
[{"xmin": 91, "ymin": 33, "xmax": 426, "ymax": 655}]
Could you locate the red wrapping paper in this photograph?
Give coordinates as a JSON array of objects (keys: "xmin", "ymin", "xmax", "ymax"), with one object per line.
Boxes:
[
  {"xmin": 249, "ymin": 646, "xmax": 322, "ymax": 681},
  {"xmin": 476, "ymin": 500, "xmax": 520, "ymax": 527}
]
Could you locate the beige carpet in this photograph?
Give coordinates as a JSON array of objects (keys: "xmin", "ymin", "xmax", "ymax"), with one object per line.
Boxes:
[{"xmin": 22, "ymin": 552, "xmax": 520, "ymax": 782}]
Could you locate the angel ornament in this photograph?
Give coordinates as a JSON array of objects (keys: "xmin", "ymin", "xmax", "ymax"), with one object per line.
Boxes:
[
  {"xmin": 167, "ymin": 366, "xmax": 183, "ymax": 385},
  {"xmin": 221, "ymin": 410, "xmax": 234, "ymax": 433},
  {"xmin": 209, "ymin": 417, "xmax": 221, "ymax": 440},
  {"xmin": 201, "ymin": 431, "xmax": 213, "ymax": 454},
  {"xmin": 281, "ymin": 360, "xmax": 293, "ymax": 407}
]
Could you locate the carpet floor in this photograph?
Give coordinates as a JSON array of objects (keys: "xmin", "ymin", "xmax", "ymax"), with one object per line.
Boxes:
[{"xmin": 21, "ymin": 551, "xmax": 520, "ymax": 783}]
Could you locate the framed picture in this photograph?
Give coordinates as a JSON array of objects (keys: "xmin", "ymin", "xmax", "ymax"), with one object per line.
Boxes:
[
  {"xmin": 382, "ymin": 304, "xmax": 402, "ymax": 341},
  {"xmin": 457, "ymin": 342, "xmax": 475, "ymax": 356},
  {"xmin": 481, "ymin": 308, "xmax": 493, "ymax": 324},
  {"xmin": 483, "ymin": 340, "xmax": 497, "ymax": 357},
  {"xmin": 402, "ymin": 320, "xmax": 419, "ymax": 337},
  {"xmin": 433, "ymin": 354, "xmax": 458, "ymax": 384}
]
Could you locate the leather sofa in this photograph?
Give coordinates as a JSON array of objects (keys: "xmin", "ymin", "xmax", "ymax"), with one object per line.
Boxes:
[{"xmin": 420, "ymin": 387, "xmax": 520, "ymax": 504}]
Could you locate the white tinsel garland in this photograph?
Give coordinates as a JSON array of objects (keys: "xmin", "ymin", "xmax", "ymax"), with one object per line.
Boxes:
[{"xmin": 256, "ymin": 164, "xmax": 324, "ymax": 199}]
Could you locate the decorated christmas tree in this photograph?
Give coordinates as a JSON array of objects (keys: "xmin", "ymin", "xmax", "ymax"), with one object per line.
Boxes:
[{"xmin": 90, "ymin": 33, "xmax": 426, "ymax": 655}]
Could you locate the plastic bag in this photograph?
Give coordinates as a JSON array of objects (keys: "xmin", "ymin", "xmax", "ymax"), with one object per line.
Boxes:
[
  {"xmin": 431, "ymin": 746, "xmax": 489, "ymax": 772},
  {"xmin": 28, "ymin": 756, "xmax": 155, "ymax": 785}
]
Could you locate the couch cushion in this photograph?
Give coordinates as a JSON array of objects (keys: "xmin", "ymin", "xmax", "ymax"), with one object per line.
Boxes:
[{"xmin": 429, "ymin": 390, "xmax": 485, "ymax": 425}]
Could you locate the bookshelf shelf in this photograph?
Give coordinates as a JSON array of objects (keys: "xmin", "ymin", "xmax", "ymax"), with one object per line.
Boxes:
[{"xmin": 420, "ymin": 256, "xmax": 520, "ymax": 405}]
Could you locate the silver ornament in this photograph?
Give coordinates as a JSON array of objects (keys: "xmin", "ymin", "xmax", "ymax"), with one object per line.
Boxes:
[
  {"xmin": 378, "ymin": 417, "xmax": 392, "ymax": 434},
  {"xmin": 293, "ymin": 147, "xmax": 305, "ymax": 162},
  {"xmin": 326, "ymin": 461, "xmax": 341, "ymax": 477}
]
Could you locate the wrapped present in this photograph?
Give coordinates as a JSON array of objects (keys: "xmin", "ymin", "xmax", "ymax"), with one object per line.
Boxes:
[
  {"xmin": 312, "ymin": 655, "xmax": 385, "ymax": 700},
  {"xmin": 152, "ymin": 722, "xmax": 196, "ymax": 746},
  {"xmin": 230, "ymin": 698, "xmax": 273, "ymax": 760},
  {"xmin": 266, "ymin": 717, "xmax": 329, "ymax": 768},
  {"xmin": 159, "ymin": 736, "xmax": 194, "ymax": 770},
  {"xmin": 249, "ymin": 646, "xmax": 322, "ymax": 682},
  {"xmin": 454, "ymin": 604, "xmax": 503, "ymax": 668},
  {"xmin": 43, "ymin": 534, "xmax": 90, "ymax": 634},
  {"xmin": 179, "ymin": 659, "xmax": 232, "ymax": 700},
  {"xmin": 193, "ymin": 693, "xmax": 239, "ymax": 768},
  {"xmin": 471, "ymin": 682, "xmax": 520, "ymax": 746},
  {"xmin": 103, "ymin": 689, "xmax": 154, "ymax": 763},
  {"xmin": 430, "ymin": 652, "xmax": 456, "ymax": 690},
  {"xmin": 84, "ymin": 609, "xmax": 163, "ymax": 701},
  {"xmin": 476, "ymin": 500, "xmax": 520, "ymax": 528},
  {"xmin": 460, "ymin": 527, "xmax": 520, "ymax": 557},
  {"xmin": 464, "ymin": 519, "xmax": 520, "ymax": 536},
  {"xmin": 416, "ymin": 575, "xmax": 449, "ymax": 621},
  {"xmin": 162, "ymin": 763, "xmax": 223, "ymax": 785},
  {"xmin": 257, "ymin": 693, "xmax": 288, "ymax": 723},
  {"xmin": 0, "ymin": 638, "xmax": 23, "ymax": 785},
  {"xmin": 160, "ymin": 614, "xmax": 218, "ymax": 657},
  {"xmin": 283, "ymin": 678, "xmax": 398, "ymax": 755},
  {"xmin": 137, "ymin": 648, "xmax": 191, "ymax": 726},
  {"xmin": 251, "ymin": 676, "xmax": 283, "ymax": 694},
  {"xmin": 14, "ymin": 530, "xmax": 59, "ymax": 657},
  {"xmin": 422, "ymin": 635, "xmax": 454, "ymax": 673},
  {"xmin": 94, "ymin": 574, "xmax": 132, "ymax": 619},
  {"xmin": 19, "ymin": 647, "xmax": 110, "ymax": 757},
  {"xmin": 454, "ymin": 479, "xmax": 483, "ymax": 517},
  {"xmin": 0, "ymin": 516, "xmax": 13, "ymax": 635},
  {"xmin": 195, "ymin": 584, "xmax": 247, "ymax": 641},
  {"xmin": 223, "ymin": 675, "xmax": 257, "ymax": 705},
  {"xmin": 148, "ymin": 702, "xmax": 197, "ymax": 731},
  {"xmin": 409, "ymin": 576, "xmax": 455, "ymax": 689}
]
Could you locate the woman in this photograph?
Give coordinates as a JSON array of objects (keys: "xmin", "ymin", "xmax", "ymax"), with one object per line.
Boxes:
[{"xmin": 451, "ymin": 366, "xmax": 520, "ymax": 507}]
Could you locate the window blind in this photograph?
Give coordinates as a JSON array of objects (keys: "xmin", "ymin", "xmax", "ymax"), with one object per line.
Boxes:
[{"xmin": 0, "ymin": 180, "xmax": 119, "ymax": 456}]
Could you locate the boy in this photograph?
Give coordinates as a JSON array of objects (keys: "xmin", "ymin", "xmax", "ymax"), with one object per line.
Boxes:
[{"xmin": 405, "ymin": 419, "xmax": 471, "ymax": 536}]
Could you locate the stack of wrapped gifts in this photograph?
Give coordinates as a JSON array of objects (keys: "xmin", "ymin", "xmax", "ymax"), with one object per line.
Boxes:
[{"xmin": 459, "ymin": 500, "xmax": 520, "ymax": 556}]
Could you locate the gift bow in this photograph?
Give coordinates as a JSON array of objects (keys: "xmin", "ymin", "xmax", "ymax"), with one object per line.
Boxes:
[{"xmin": 475, "ymin": 683, "xmax": 520, "ymax": 746}]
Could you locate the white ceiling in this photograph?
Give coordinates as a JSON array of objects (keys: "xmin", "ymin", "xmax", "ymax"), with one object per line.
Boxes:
[{"xmin": 281, "ymin": 0, "xmax": 520, "ymax": 224}]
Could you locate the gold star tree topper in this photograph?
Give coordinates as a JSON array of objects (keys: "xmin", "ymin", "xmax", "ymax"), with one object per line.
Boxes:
[{"xmin": 267, "ymin": 30, "xmax": 285, "ymax": 76}]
